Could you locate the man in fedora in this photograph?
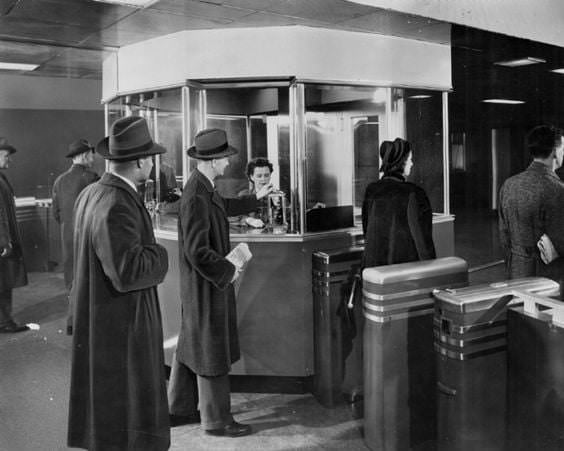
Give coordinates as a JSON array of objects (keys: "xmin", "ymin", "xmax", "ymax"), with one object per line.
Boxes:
[
  {"xmin": 51, "ymin": 139, "xmax": 99, "ymax": 334},
  {"xmin": 0, "ymin": 138, "xmax": 29, "ymax": 333},
  {"xmin": 68, "ymin": 117, "xmax": 170, "ymax": 451},
  {"xmin": 168, "ymin": 128, "xmax": 272, "ymax": 437}
]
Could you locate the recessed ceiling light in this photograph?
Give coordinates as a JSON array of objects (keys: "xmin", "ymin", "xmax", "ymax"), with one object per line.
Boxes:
[
  {"xmin": 0, "ymin": 62, "xmax": 38, "ymax": 71},
  {"xmin": 550, "ymin": 68, "xmax": 564, "ymax": 74},
  {"xmin": 92, "ymin": 0, "xmax": 158, "ymax": 7},
  {"xmin": 494, "ymin": 57, "xmax": 546, "ymax": 67},
  {"xmin": 408, "ymin": 95, "xmax": 432, "ymax": 99},
  {"xmin": 482, "ymin": 99, "xmax": 525, "ymax": 105}
]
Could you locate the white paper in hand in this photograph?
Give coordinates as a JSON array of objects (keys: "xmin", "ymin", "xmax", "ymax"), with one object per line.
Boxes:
[
  {"xmin": 538, "ymin": 233, "xmax": 559, "ymax": 265},
  {"xmin": 226, "ymin": 243, "xmax": 252, "ymax": 269}
]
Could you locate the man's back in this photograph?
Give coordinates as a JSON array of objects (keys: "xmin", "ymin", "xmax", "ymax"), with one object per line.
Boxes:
[
  {"xmin": 499, "ymin": 161, "xmax": 564, "ymax": 278},
  {"xmin": 52, "ymin": 164, "xmax": 98, "ymax": 226},
  {"xmin": 69, "ymin": 173, "xmax": 170, "ymax": 451},
  {"xmin": 52, "ymin": 164, "xmax": 98, "ymax": 287}
]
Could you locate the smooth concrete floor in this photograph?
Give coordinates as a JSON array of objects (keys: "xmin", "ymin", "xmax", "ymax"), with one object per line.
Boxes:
[{"xmin": 0, "ymin": 208, "xmax": 507, "ymax": 451}]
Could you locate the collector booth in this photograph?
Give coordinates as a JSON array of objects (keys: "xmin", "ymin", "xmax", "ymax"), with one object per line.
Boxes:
[{"xmin": 101, "ymin": 26, "xmax": 455, "ymax": 383}]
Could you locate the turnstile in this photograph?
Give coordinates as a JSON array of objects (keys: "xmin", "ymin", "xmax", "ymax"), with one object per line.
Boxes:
[
  {"xmin": 362, "ymin": 257, "xmax": 468, "ymax": 451},
  {"xmin": 507, "ymin": 291, "xmax": 564, "ymax": 451},
  {"xmin": 312, "ymin": 246, "xmax": 364, "ymax": 407},
  {"xmin": 433, "ymin": 278, "xmax": 559, "ymax": 451}
]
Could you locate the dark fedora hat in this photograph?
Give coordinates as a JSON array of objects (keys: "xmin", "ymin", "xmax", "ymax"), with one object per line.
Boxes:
[
  {"xmin": 96, "ymin": 116, "xmax": 165, "ymax": 161},
  {"xmin": 66, "ymin": 139, "xmax": 93, "ymax": 158},
  {"xmin": 187, "ymin": 128, "xmax": 238, "ymax": 160},
  {"xmin": 0, "ymin": 137, "xmax": 16, "ymax": 154}
]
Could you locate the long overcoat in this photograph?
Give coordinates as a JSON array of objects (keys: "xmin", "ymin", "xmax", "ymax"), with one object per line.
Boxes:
[
  {"xmin": 499, "ymin": 161, "xmax": 564, "ymax": 282},
  {"xmin": 67, "ymin": 173, "xmax": 170, "ymax": 451},
  {"xmin": 51, "ymin": 164, "xmax": 99, "ymax": 287},
  {"xmin": 176, "ymin": 169, "xmax": 257, "ymax": 376},
  {"xmin": 362, "ymin": 174, "xmax": 436, "ymax": 268},
  {"xmin": 0, "ymin": 172, "xmax": 27, "ymax": 291}
]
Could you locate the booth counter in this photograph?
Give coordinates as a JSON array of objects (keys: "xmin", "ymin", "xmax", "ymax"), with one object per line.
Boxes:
[{"xmin": 156, "ymin": 214, "xmax": 454, "ymax": 376}]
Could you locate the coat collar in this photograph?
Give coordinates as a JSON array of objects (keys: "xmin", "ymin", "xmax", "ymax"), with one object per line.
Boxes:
[
  {"xmin": 528, "ymin": 161, "xmax": 559, "ymax": 180},
  {"xmin": 192, "ymin": 168, "xmax": 226, "ymax": 213},
  {"xmin": 0, "ymin": 171, "xmax": 12, "ymax": 192},
  {"xmin": 193, "ymin": 168, "xmax": 215, "ymax": 192},
  {"xmin": 382, "ymin": 172, "xmax": 406, "ymax": 182},
  {"xmin": 100, "ymin": 172, "xmax": 141, "ymax": 201}
]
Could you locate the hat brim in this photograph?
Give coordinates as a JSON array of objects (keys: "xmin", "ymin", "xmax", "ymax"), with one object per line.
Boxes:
[
  {"xmin": 186, "ymin": 145, "xmax": 238, "ymax": 160},
  {"xmin": 0, "ymin": 145, "xmax": 16, "ymax": 154},
  {"xmin": 65, "ymin": 147, "xmax": 93, "ymax": 159},
  {"xmin": 96, "ymin": 137, "xmax": 166, "ymax": 160}
]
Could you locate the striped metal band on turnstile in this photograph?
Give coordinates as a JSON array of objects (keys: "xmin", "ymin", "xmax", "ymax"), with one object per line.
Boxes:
[
  {"xmin": 432, "ymin": 277, "xmax": 560, "ymax": 360},
  {"xmin": 362, "ymin": 270, "xmax": 468, "ymax": 323}
]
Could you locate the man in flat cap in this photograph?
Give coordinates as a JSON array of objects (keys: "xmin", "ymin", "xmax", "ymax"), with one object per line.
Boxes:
[
  {"xmin": 0, "ymin": 138, "xmax": 29, "ymax": 333},
  {"xmin": 51, "ymin": 139, "xmax": 99, "ymax": 334},
  {"xmin": 168, "ymin": 128, "xmax": 272, "ymax": 437},
  {"xmin": 68, "ymin": 117, "xmax": 170, "ymax": 451}
]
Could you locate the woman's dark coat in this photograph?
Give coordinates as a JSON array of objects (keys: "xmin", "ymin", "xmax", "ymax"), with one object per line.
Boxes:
[
  {"xmin": 362, "ymin": 174, "xmax": 436, "ymax": 268},
  {"xmin": 0, "ymin": 172, "xmax": 27, "ymax": 291},
  {"xmin": 68, "ymin": 173, "xmax": 170, "ymax": 451},
  {"xmin": 176, "ymin": 169, "xmax": 257, "ymax": 376},
  {"xmin": 51, "ymin": 163, "xmax": 99, "ymax": 287}
]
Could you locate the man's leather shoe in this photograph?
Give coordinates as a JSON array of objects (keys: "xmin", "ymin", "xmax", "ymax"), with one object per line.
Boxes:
[
  {"xmin": 169, "ymin": 413, "xmax": 200, "ymax": 427},
  {"xmin": 206, "ymin": 421, "xmax": 253, "ymax": 437},
  {"xmin": 0, "ymin": 322, "xmax": 30, "ymax": 333}
]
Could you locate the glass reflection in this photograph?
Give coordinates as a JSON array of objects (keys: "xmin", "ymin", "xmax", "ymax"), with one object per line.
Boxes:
[{"xmin": 304, "ymin": 84, "xmax": 387, "ymax": 230}]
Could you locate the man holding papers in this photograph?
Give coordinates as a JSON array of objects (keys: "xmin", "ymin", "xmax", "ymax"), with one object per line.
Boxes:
[{"xmin": 168, "ymin": 128, "xmax": 272, "ymax": 437}]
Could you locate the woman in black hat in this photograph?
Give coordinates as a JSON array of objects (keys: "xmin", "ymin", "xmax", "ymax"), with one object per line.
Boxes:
[{"xmin": 362, "ymin": 137, "xmax": 436, "ymax": 268}]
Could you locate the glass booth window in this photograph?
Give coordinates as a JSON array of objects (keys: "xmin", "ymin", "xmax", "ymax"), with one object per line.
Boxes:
[
  {"xmin": 202, "ymin": 86, "xmax": 295, "ymax": 234},
  {"xmin": 304, "ymin": 84, "xmax": 387, "ymax": 231},
  {"xmin": 106, "ymin": 88, "xmax": 183, "ymax": 231}
]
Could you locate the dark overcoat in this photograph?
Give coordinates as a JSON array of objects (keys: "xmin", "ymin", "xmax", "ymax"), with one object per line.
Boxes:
[
  {"xmin": 68, "ymin": 173, "xmax": 170, "ymax": 451},
  {"xmin": 499, "ymin": 161, "xmax": 564, "ymax": 282},
  {"xmin": 176, "ymin": 169, "xmax": 257, "ymax": 376},
  {"xmin": 52, "ymin": 164, "xmax": 99, "ymax": 287},
  {"xmin": 0, "ymin": 172, "xmax": 27, "ymax": 291},
  {"xmin": 362, "ymin": 174, "xmax": 436, "ymax": 268}
]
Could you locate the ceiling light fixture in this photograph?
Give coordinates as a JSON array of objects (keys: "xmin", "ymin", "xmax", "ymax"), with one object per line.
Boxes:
[
  {"xmin": 494, "ymin": 57, "xmax": 546, "ymax": 67},
  {"xmin": 408, "ymin": 95, "xmax": 432, "ymax": 99},
  {"xmin": 550, "ymin": 68, "xmax": 564, "ymax": 74},
  {"xmin": 0, "ymin": 62, "xmax": 39, "ymax": 71},
  {"xmin": 482, "ymin": 99, "xmax": 525, "ymax": 105},
  {"xmin": 92, "ymin": 0, "xmax": 158, "ymax": 7}
]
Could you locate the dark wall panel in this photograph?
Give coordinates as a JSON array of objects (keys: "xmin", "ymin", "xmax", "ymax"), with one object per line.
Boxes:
[{"xmin": 0, "ymin": 108, "xmax": 104, "ymax": 197}]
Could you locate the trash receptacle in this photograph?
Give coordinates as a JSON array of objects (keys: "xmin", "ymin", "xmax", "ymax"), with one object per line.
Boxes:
[
  {"xmin": 507, "ymin": 290, "xmax": 564, "ymax": 451},
  {"xmin": 433, "ymin": 278, "xmax": 559, "ymax": 451},
  {"xmin": 312, "ymin": 246, "xmax": 364, "ymax": 407},
  {"xmin": 363, "ymin": 256, "xmax": 468, "ymax": 451}
]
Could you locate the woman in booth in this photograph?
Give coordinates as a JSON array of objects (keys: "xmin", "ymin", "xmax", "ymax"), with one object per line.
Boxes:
[
  {"xmin": 232, "ymin": 157, "xmax": 274, "ymax": 227},
  {"xmin": 362, "ymin": 138, "xmax": 436, "ymax": 267}
]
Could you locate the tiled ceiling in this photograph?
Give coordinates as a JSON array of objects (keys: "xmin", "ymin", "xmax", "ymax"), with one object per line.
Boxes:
[{"xmin": 0, "ymin": 0, "xmax": 450, "ymax": 79}]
